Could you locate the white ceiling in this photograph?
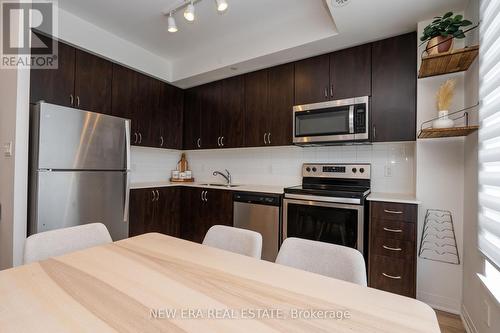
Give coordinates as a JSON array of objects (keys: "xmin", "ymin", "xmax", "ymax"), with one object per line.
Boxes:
[{"xmin": 58, "ymin": 0, "xmax": 468, "ymax": 88}]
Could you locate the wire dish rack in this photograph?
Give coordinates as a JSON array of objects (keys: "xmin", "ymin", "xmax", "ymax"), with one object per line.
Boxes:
[{"xmin": 419, "ymin": 209, "xmax": 460, "ymax": 265}]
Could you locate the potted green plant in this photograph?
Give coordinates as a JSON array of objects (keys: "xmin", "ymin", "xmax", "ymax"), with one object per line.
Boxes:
[{"xmin": 421, "ymin": 12, "xmax": 472, "ymax": 56}]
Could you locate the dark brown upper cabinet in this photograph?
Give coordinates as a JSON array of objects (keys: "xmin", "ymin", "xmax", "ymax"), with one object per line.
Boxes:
[
  {"xmin": 268, "ymin": 63, "xmax": 294, "ymax": 146},
  {"xmin": 161, "ymin": 84, "xmax": 184, "ymax": 150},
  {"xmin": 330, "ymin": 44, "xmax": 371, "ymax": 100},
  {"xmin": 200, "ymin": 82, "xmax": 222, "ymax": 149},
  {"xmin": 183, "ymin": 87, "xmax": 202, "ymax": 150},
  {"xmin": 74, "ymin": 49, "xmax": 113, "ymax": 114},
  {"xmin": 245, "ymin": 69, "xmax": 269, "ymax": 147},
  {"xmin": 371, "ymin": 32, "xmax": 417, "ymax": 142},
  {"xmin": 294, "ymin": 54, "xmax": 330, "ymax": 105},
  {"xmin": 220, "ymin": 76, "xmax": 245, "ymax": 148},
  {"xmin": 30, "ymin": 33, "xmax": 76, "ymax": 107},
  {"xmin": 294, "ymin": 46, "xmax": 372, "ymax": 106}
]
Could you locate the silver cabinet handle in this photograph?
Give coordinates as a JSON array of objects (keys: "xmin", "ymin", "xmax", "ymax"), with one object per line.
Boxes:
[
  {"xmin": 156, "ymin": 190, "xmax": 160, "ymax": 201},
  {"xmin": 70, "ymin": 94, "xmax": 74, "ymax": 106},
  {"xmin": 383, "ymin": 227, "xmax": 403, "ymax": 233},
  {"xmin": 383, "ymin": 245, "xmax": 402, "ymax": 251},
  {"xmin": 160, "ymin": 136, "xmax": 164, "ymax": 147},
  {"xmin": 197, "ymin": 138, "xmax": 201, "ymax": 148},
  {"xmin": 204, "ymin": 191, "xmax": 208, "ymax": 202},
  {"xmin": 373, "ymin": 125, "xmax": 376, "ymax": 140},
  {"xmin": 263, "ymin": 133, "xmax": 267, "ymax": 145},
  {"xmin": 268, "ymin": 133, "xmax": 271, "ymax": 145},
  {"xmin": 324, "ymin": 87, "xmax": 328, "ymax": 99},
  {"xmin": 151, "ymin": 190, "xmax": 156, "ymax": 202},
  {"xmin": 138, "ymin": 132, "xmax": 142, "ymax": 144},
  {"xmin": 76, "ymin": 96, "xmax": 80, "ymax": 107},
  {"xmin": 221, "ymin": 136, "xmax": 224, "ymax": 147},
  {"xmin": 382, "ymin": 273, "xmax": 402, "ymax": 280},
  {"xmin": 133, "ymin": 132, "xmax": 138, "ymax": 144},
  {"xmin": 201, "ymin": 190, "xmax": 204, "ymax": 202},
  {"xmin": 330, "ymin": 85, "xmax": 334, "ymax": 98},
  {"xmin": 384, "ymin": 209, "xmax": 403, "ymax": 214},
  {"xmin": 217, "ymin": 136, "xmax": 221, "ymax": 147}
]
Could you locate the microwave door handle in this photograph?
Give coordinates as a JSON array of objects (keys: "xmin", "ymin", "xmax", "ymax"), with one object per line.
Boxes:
[{"xmin": 349, "ymin": 105, "xmax": 355, "ymax": 134}]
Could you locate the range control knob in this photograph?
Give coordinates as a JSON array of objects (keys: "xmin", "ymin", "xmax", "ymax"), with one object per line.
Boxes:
[
  {"xmin": 360, "ymin": 168, "xmax": 365, "ymax": 173},
  {"xmin": 312, "ymin": 167, "xmax": 317, "ymax": 172},
  {"xmin": 352, "ymin": 168, "xmax": 357, "ymax": 173},
  {"xmin": 306, "ymin": 167, "xmax": 311, "ymax": 172}
]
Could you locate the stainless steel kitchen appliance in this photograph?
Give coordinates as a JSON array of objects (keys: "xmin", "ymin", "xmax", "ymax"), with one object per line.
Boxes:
[
  {"xmin": 283, "ymin": 163, "xmax": 371, "ymax": 255},
  {"xmin": 29, "ymin": 102, "xmax": 131, "ymax": 240},
  {"xmin": 293, "ymin": 96, "xmax": 369, "ymax": 145},
  {"xmin": 233, "ymin": 192, "xmax": 281, "ymax": 261}
]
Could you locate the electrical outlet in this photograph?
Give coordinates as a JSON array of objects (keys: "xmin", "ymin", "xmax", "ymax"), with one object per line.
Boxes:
[
  {"xmin": 384, "ymin": 164, "xmax": 393, "ymax": 177},
  {"xmin": 3, "ymin": 141, "xmax": 12, "ymax": 157},
  {"xmin": 483, "ymin": 299, "xmax": 491, "ymax": 327}
]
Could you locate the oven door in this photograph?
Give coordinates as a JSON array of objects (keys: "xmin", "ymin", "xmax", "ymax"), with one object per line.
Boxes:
[{"xmin": 283, "ymin": 198, "xmax": 364, "ymax": 254}]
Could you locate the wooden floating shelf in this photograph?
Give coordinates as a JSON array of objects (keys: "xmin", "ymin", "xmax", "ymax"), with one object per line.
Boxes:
[
  {"xmin": 418, "ymin": 126, "xmax": 479, "ymax": 139},
  {"xmin": 418, "ymin": 45, "xmax": 479, "ymax": 78}
]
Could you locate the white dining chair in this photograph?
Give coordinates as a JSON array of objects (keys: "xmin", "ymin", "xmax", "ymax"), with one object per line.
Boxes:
[
  {"xmin": 203, "ymin": 225, "xmax": 263, "ymax": 259},
  {"xmin": 23, "ymin": 223, "xmax": 113, "ymax": 264},
  {"xmin": 276, "ymin": 237, "xmax": 367, "ymax": 286}
]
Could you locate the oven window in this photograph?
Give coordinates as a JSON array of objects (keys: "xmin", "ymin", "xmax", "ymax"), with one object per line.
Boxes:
[
  {"xmin": 295, "ymin": 107, "xmax": 350, "ymax": 137},
  {"xmin": 286, "ymin": 203, "xmax": 359, "ymax": 249}
]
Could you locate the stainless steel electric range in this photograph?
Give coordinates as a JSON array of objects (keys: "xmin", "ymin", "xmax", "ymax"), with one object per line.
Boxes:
[{"xmin": 283, "ymin": 163, "xmax": 371, "ymax": 256}]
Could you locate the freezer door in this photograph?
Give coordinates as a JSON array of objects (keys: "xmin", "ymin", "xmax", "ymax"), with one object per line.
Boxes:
[
  {"xmin": 32, "ymin": 171, "xmax": 129, "ymax": 240},
  {"xmin": 35, "ymin": 103, "xmax": 129, "ymax": 170}
]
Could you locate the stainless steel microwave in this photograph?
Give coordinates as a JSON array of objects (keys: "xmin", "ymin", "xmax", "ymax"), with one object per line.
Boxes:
[{"xmin": 293, "ymin": 96, "xmax": 369, "ymax": 145}]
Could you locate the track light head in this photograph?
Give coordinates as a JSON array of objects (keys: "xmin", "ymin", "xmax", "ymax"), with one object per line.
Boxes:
[
  {"xmin": 216, "ymin": 0, "xmax": 228, "ymax": 12},
  {"xmin": 167, "ymin": 13, "xmax": 178, "ymax": 33},
  {"xmin": 184, "ymin": 1, "xmax": 195, "ymax": 21}
]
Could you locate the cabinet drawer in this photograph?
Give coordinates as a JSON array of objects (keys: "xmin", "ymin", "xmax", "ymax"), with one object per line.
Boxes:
[
  {"xmin": 372, "ymin": 219, "xmax": 415, "ymax": 241},
  {"xmin": 371, "ymin": 202, "xmax": 417, "ymax": 222},
  {"xmin": 372, "ymin": 237, "xmax": 414, "ymax": 259},
  {"xmin": 370, "ymin": 255, "xmax": 415, "ymax": 297}
]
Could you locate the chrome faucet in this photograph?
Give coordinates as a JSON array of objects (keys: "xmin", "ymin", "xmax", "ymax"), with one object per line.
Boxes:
[{"xmin": 213, "ymin": 169, "xmax": 232, "ymax": 186}]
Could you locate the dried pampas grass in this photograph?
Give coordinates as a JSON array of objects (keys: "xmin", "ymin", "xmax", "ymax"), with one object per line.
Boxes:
[{"xmin": 436, "ymin": 79, "xmax": 456, "ymax": 111}]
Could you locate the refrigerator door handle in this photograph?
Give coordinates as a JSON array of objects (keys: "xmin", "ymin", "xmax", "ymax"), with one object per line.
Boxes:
[
  {"xmin": 123, "ymin": 171, "xmax": 130, "ymax": 222},
  {"xmin": 125, "ymin": 120, "xmax": 131, "ymax": 171}
]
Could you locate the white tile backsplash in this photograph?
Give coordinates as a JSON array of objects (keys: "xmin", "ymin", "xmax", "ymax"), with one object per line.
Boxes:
[{"xmin": 131, "ymin": 143, "xmax": 416, "ymax": 194}]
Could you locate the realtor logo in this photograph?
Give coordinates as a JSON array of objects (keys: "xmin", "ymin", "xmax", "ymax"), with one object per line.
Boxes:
[{"xmin": 1, "ymin": 1, "xmax": 58, "ymax": 69}]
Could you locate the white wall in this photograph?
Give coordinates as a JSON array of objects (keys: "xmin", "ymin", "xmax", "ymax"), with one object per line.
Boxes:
[
  {"xmin": 0, "ymin": 6, "xmax": 31, "ymax": 269},
  {"xmin": 415, "ymin": 17, "xmax": 467, "ymax": 313},
  {"xmin": 181, "ymin": 143, "xmax": 416, "ymax": 193}
]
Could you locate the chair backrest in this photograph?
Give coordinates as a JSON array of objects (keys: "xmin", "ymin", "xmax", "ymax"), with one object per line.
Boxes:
[
  {"xmin": 23, "ymin": 223, "xmax": 113, "ymax": 264},
  {"xmin": 276, "ymin": 237, "xmax": 367, "ymax": 286},
  {"xmin": 203, "ymin": 225, "xmax": 263, "ymax": 259}
]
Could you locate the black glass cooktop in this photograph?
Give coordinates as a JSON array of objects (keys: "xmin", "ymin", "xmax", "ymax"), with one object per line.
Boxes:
[{"xmin": 284, "ymin": 184, "xmax": 371, "ymax": 199}]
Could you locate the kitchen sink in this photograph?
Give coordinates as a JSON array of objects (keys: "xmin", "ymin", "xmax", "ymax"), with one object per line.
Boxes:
[{"xmin": 200, "ymin": 183, "xmax": 241, "ymax": 188}]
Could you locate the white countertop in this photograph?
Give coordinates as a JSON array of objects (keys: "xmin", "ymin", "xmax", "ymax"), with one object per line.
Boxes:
[
  {"xmin": 367, "ymin": 192, "xmax": 421, "ymax": 205},
  {"xmin": 131, "ymin": 181, "xmax": 286, "ymax": 194}
]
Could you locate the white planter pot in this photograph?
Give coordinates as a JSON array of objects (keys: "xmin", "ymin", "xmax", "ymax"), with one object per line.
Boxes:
[{"xmin": 432, "ymin": 110, "xmax": 454, "ymax": 129}]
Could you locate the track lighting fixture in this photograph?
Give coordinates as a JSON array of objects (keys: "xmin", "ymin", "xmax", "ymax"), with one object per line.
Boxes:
[
  {"xmin": 167, "ymin": 12, "xmax": 178, "ymax": 33},
  {"xmin": 215, "ymin": 0, "xmax": 228, "ymax": 12},
  {"xmin": 184, "ymin": 1, "xmax": 195, "ymax": 21}
]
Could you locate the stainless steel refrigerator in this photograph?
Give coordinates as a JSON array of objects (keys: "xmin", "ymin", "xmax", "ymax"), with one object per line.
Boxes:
[{"xmin": 29, "ymin": 102, "xmax": 131, "ymax": 240}]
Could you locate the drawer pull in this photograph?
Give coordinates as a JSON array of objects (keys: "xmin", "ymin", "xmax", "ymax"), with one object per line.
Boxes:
[
  {"xmin": 383, "ymin": 245, "xmax": 402, "ymax": 251},
  {"xmin": 382, "ymin": 273, "xmax": 402, "ymax": 280},
  {"xmin": 384, "ymin": 209, "xmax": 403, "ymax": 214},
  {"xmin": 383, "ymin": 227, "xmax": 403, "ymax": 233}
]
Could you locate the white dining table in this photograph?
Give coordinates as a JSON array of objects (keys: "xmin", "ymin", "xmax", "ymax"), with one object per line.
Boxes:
[{"xmin": 0, "ymin": 233, "xmax": 440, "ymax": 332}]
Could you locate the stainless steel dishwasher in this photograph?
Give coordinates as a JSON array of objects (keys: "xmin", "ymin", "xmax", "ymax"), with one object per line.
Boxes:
[{"xmin": 233, "ymin": 192, "xmax": 281, "ymax": 262}]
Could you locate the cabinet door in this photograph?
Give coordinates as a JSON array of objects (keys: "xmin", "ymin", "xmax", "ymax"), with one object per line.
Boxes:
[
  {"xmin": 294, "ymin": 54, "xmax": 330, "ymax": 105},
  {"xmin": 244, "ymin": 69, "xmax": 269, "ymax": 147},
  {"xmin": 156, "ymin": 187, "xmax": 181, "ymax": 237},
  {"xmin": 183, "ymin": 87, "xmax": 202, "ymax": 150},
  {"xmin": 200, "ymin": 82, "xmax": 222, "ymax": 149},
  {"xmin": 30, "ymin": 33, "xmax": 76, "ymax": 106},
  {"xmin": 268, "ymin": 63, "xmax": 294, "ymax": 146},
  {"xmin": 162, "ymin": 84, "xmax": 184, "ymax": 150},
  {"xmin": 136, "ymin": 73, "xmax": 159, "ymax": 147},
  {"xmin": 180, "ymin": 187, "xmax": 206, "ymax": 243},
  {"xmin": 220, "ymin": 76, "xmax": 245, "ymax": 148},
  {"xmin": 206, "ymin": 190, "xmax": 234, "ymax": 229},
  {"xmin": 330, "ymin": 44, "xmax": 372, "ymax": 100},
  {"xmin": 371, "ymin": 32, "xmax": 417, "ymax": 142},
  {"xmin": 112, "ymin": 64, "xmax": 139, "ymax": 142},
  {"xmin": 74, "ymin": 49, "xmax": 112, "ymax": 114},
  {"xmin": 129, "ymin": 189, "xmax": 155, "ymax": 237}
]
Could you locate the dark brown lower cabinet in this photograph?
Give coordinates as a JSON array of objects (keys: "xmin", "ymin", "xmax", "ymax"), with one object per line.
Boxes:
[
  {"xmin": 130, "ymin": 187, "xmax": 233, "ymax": 243},
  {"xmin": 368, "ymin": 201, "xmax": 418, "ymax": 298},
  {"xmin": 181, "ymin": 187, "xmax": 233, "ymax": 243},
  {"xmin": 129, "ymin": 187, "xmax": 180, "ymax": 238}
]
